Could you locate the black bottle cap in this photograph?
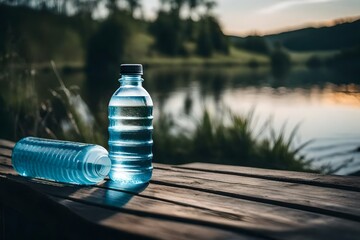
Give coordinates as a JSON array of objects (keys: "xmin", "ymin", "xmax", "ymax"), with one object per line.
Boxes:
[{"xmin": 120, "ymin": 64, "xmax": 143, "ymax": 75}]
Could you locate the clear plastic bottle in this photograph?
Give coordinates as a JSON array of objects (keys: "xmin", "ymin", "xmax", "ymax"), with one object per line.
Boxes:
[
  {"xmin": 12, "ymin": 137, "xmax": 111, "ymax": 185},
  {"xmin": 108, "ymin": 64, "xmax": 153, "ymax": 184}
]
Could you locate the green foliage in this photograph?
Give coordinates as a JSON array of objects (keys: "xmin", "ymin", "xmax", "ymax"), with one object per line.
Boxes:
[
  {"xmin": 196, "ymin": 17, "xmax": 229, "ymax": 57},
  {"xmin": 0, "ymin": 4, "xmax": 87, "ymax": 63},
  {"xmin": 153, "ymin": 109, "xmax": 317, "ymax": 172},
  {"xmin": 125, "ymin": 0, "xmax": 142, "ymax": 17},
  {"xmin": 326, "ymin": 46, "xmax": 360, "ymax": 74},
  {"xmin": 0, "ymin": 51, "xmax": 104, "ymax": 144},
  {"xmin": 150, "ymin": 11, "xmax": 185, "ymax": 56},
  {"xmin": 306, "ymin": 55, "xmax": 324, "ymax": 69},
  {"xmin": 0, "ymin": 57, "xmax": 349, "ymax": 174},
  {"xmin": 149, "ymin": 1, "xmax": 228, "ymax": 57},
  {"xmin": 265, "ymin": 19, "xmax": 360, "ymax": 51},
  {"xmin": 241, "ymin": 36, "xmax": 270, "ymax": 55},
  {"xmin": 0, "ymin": 41, "xmax": 71, "ymax": 141},
  {"xmin": 248, "ymin": 59, "xmax": 260, "ymax": 68},
  {"xmin": 50, "ymin": 61, "xmax": 104, "ymax": 144},
  {"xmin": 152, "ymin": 113, "xmax": 189, "ymax": 164},
  {"xmin": 270, "ymin": 48, "xmax": 291, "ymax": 79},
  {"xmin": 206, "ymin": 17, "xmax": 229, "ymax": 54},
  {"xmin": 255, "ymin": 124, "xmax": 313, "ymax": 171},
  {"xmin": 86, "ymin": 12, "xmax": 134, "ymax": 77},
  {"xmin": 196, "ymin": 20, "xmax": 213, "ymax": 57}
]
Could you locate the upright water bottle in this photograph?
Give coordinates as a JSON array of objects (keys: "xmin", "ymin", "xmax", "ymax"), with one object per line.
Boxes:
[
  {"xmin": 12, "ymin": 137, "xmax": 111, "ymax": 185},
  {"xmin": 108, "ymin": 64, "xmax": 153, "ymax": 183}
]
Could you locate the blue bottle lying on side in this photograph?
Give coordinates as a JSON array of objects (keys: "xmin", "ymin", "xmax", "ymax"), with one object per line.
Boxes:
[{"xmin": 12, "ymin": 137, "xmax": 111, "ymax": 185}]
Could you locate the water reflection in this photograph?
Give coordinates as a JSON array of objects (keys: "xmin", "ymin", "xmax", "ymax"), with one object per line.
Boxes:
[
  {"xmin": 1, "ymin": 66, "xmax": 359, "ymax": 174},
  {"xmin": 324, "ymin": 84, "xmax": 360, "ymax": 107},
  {"xmin": 78, "ymin": 66, "xmax": 360, "ymax": 117},
  {"xmin": 184, "ymin": 91, "xmax": 193, "ymax": 115}
]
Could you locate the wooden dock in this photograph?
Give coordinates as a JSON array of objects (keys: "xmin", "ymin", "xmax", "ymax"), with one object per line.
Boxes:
[{"xmin": 1, "ymin": 139, "xmax": 360, "ymax": 239}]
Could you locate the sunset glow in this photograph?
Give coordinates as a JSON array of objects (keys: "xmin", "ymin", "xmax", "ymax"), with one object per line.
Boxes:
[{"xmin": 141, "ymin": 0, "xmax": 360, "ymax": 36}]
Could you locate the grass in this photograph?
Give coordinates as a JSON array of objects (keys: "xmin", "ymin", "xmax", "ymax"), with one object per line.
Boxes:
[
  {"xmin": 140, "ymin": 46, "xmax": 269, "ymax": 66},
  {"xmin": 1, "ymin": 58, "xmax": 349, "ymax": 174},
  {"xmin": 13, "ymin": 40, "xmax": 340, "ymax": 71},
  {"xmin": 153, "ymin": 108, "xmax": 318, "ymax": 172},
  {"xmin": 18, "ymin": 43, "xmax": 271, "ymax": 71},
  {"xmin": 25, "ymin": 48, "xmax": 338, "ymax": 71},
  {"xmin": 49, "ymin": 61, "xmax": 104, "ymax": 145}
]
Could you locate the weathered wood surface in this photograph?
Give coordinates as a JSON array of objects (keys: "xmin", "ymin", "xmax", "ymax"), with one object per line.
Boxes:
[{"xmin": 1, "ymin": 139, "xmax": 360, "ymax": 240}]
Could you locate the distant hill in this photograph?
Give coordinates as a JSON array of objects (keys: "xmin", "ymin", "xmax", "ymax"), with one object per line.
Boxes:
[{"xmin": 264, "ymin": 18, "xmax": 360, "ymax": 51}]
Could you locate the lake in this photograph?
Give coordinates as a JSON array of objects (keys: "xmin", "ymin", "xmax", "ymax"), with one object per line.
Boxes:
[{"xmin": 1, "ymin": 65, "xmax": 359, "ymax": 175}]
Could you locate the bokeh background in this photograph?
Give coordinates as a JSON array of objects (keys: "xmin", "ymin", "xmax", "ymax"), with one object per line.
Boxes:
[{"xmin": 0, "ymin": 0, "xmax": 359, "ymax": 175}]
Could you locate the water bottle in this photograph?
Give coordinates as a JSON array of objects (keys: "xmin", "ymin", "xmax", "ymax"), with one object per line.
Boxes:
[
  {"xmin": 108, "ymin": 64, "xmax": 153, "ymax": 183},
  {"xmin": 12, "ymin": 137, "xmax": 111, "ymax": 185}
]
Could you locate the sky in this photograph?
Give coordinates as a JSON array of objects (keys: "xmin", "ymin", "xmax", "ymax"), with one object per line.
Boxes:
[{"xmin": 141, "ymin": 0, "xmax": 360, "ymax": 36}]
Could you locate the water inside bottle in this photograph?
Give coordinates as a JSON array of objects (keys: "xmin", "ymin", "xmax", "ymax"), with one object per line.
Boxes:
[{"xmin": 108, "ymin": 96, "xmax": 153, "ymax": 183}]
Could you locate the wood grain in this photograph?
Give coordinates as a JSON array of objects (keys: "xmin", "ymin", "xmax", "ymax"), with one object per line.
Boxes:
[
  {"xmin": 0, "ymin": 140, "xmax": 15, "ymax": 149},
  {"xmin": 1, "ymin": 139, "xmax": 360, "ymax": 240},
  {"xmin": 178, "ymin": 162, "xmax": 360, "ymax": 191},
  {"xmin": 0, "ymin": 174, "xmax": 145, "ymax": 240},
  {"xmin": 152, "ymin": 166, "xmax": 360, "ymax": 221},
  {"xmin": 1, "ymin": 165, "xmax": 360, "ymax": 239},
  {"xmin": 55, "ymin": 198, "xmax": 259, "ymax": 240}
]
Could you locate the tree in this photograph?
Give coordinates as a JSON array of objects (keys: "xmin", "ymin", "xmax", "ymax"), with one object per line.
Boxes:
[
  {"xmin": 203, "ymin": 0, "xmax": 216, "ymax": 15},
  {"xmin": 196, "ymin": 15, "xmax": 228, "ymax": 56},
  {"xmin": 187, "ymin": 0, "xmax": 202, "ymax": 19},
  {"xmin": 150, "ymin": 10, "xmax": 185, "ymax": 55},
  {"xmin": 207, "ymin": 16, "xmax": 228, "ymax": 54},
  {"xmin": 86, "ymin": 13, "xmax": 133, "ymax": 83},
  {"xmin": 74, "ymin": 0, "xmax": 99, "ymax": 16},
  {"xmin": 125, "ymin": 0, "xmax": 141, "ymax": 18},
  {"xmin": 185, "ymin": 0, "xmax": 202, "ymax": 40},
  {"xmin": 270, "ymin": 48, "xmax": 291, "ymax": 79},
  {"xmin": 196, "ymin": 19, "xmax": 213, "ymax": 57},
  {"xmin": 170, "ymin": 0, "xmax": 186, "ymax": 11},
  {"xmin": 242, "ymin": 36, "xmax": 270, "ymax": 55},
  {"xmin": 194, "ymin": 0, "xmax": 227, "ymax": 56},
  {"xmin": 106, "ymin": 0, "xmax": 121, "ymax": 14}
]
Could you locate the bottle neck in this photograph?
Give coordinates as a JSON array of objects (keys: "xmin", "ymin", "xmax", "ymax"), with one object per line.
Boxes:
[{"xmin": 119, "ymin": 75, "xmax": 143, "ymax": 86}]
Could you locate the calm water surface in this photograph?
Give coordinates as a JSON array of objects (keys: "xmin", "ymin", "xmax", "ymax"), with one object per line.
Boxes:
[
  {"xmin": 2, "ymin": 66, "xmax": 359, "ymax": 174},
  {"xmin": 146, "ymin": 67, "xmax": 360, "ymax": 175}
]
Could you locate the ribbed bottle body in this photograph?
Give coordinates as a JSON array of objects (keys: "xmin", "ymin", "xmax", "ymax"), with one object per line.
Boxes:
[
  {"xmin": 12, "ymin": 137, "xmax": 111, "ymax": 185},
  {"xmin": 108, "ymin": 87, "xmax": 153, "ymax": 183}
]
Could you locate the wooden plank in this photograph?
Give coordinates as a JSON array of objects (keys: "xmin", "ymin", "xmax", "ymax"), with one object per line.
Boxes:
[
  {"xmin": 0, "ymin": 140, "xmax": 15, "ymax": 149},
  {"xmin": 0, "ymin": 155, "xmax": 12, "ymax": 168},
  {"xmin": 0, "ymin": 175, "xmax": 145, "ymax": 240},
  {"xmin": 1, "ymin": 151, "xmax": 360, "ymax": 220},
  {"xmin": 177, "ymin": 163, "xmax": 360, "ymax": 191},
  {"xmin": 151, "ymin": 166, "xmax": 360, "ymax": 221},
  {"xmin": 55, "ymin": 198, "xmax": 259, "ymax": 240},
  {"xmin": 2, "ymin": 140, "xmax": 360, "ymax": 239},
  {"xmin": 4, "ymin": 170, "xmax": 254, "ymax": 240},
  {"xmin": 2, "ymin": 145, "xmax": 360, "ymax": 220},
  {"xmin": 1, "ymin": 166, "xmax": 360, "ymax": 240},
  {"xmin": 0, "ymin": 148, "xmax": 12, "ymax": 162},
  {"xmin": 0, "ymin": 174, "xmax": 262, "ymax": 240},
  {"xmin": 111, "ymin": 181, "xmax": 360, "ymax": 240},
  {"xmin": 0, "ymin": 171, "xmax": 272, "ymax": 239},
  {"xmin": 0, "ymin": 145, "xmax": 12, "ymax": 168},
  {"xmin": 2, "ymin": 140, "xmax": 359, "ymax": 190}
]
